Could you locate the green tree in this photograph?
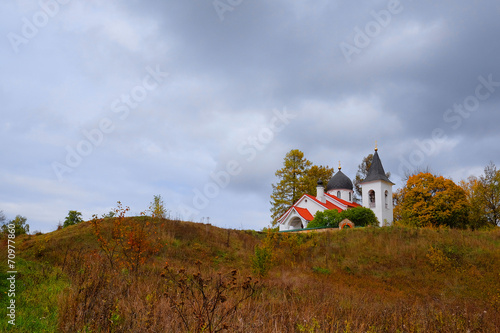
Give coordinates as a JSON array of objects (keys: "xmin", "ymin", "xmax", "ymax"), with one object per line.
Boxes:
[
  {"xmin": 477, "ymin": 162, "xmax": 500, "ymax": 226},
  {"xmin": 394, "ymin": 173, "xmax": 470, "ymax": 228},
  {"xmin": 307, "ymin": 209, "xmax": 343, "ymax": 228},
  {"xmin": 461, "ymin": 162, "xmax": 500, "ymax": 228},
  {"xmin": 270, "ymin": 149, "xmax": 312, "ymax": 225},
  {"xmin": 307, "ymin": 207, "xmax": 377, "ymax": 229},
  {"xmin": 353, "ymin": 153, "xmax": 391, "ymax": 198},
  {"xmin": 63, "ymin": 210, "xmax": 83, "ymax": 228},
  {"xmin": 459, "ymin": 176, "xmax": 489, "ymax": 229},
  {"xmin": 0, "ymin": 211, "xmax": 5, "ymax": 225},
  {"xmin": 101, "ymin": 210, "xmax": 115, "ymax": 219},
  {"xmin": 341, "ymin": 207, "xmax": 378, "ymax": 227},
  {"xmin": 1, "ymin": 215, "xmax": 29, "ymax": 236},
  {"xmin": 149, "ymin": 194, "xmax": 168, "ymax": 219}
]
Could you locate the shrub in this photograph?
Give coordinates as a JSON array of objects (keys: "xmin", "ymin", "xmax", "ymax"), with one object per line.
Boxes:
[
  {"xmin": 341, "ymin": 207, "xmax": 378, "ymax": 227},
  {"xmin": 161, "ymin": 261, "xmax": 258, "ymax": 332},
  {"xmin": 252, "ymin": 245, "xmax": 273, "ymax": 277},
  {"xmin": 308, "ymin": 207, "xmax": 378, "ymax": 228},
  {"xmin": 307, "ymin": 210, "xmax": 343, "ymax": 228},
  {"xmin": 63, "ymin": 211, "xmax": 83, "ymax": 228}
]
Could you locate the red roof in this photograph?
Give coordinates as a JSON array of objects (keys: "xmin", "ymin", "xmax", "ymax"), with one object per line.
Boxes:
[
  {"xmin": 303, "ymin": 194, "xmax": 343, "ymax": 212},
  {"xmin": 278, "ymin": 193, "xmax": 358, "ymax": 224},
  {"xmin": 325, "ymin": 193, "xmax": 361, "ymax": 208},
  {"xmin": 294, "ymin": 207, "xmax": 314, "ymax": 221}
]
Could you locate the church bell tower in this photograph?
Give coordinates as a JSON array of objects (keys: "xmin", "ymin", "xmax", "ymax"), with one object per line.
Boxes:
[{"xmin": 360, "ymin": 147, "xmax": 394, "ymax": 226}]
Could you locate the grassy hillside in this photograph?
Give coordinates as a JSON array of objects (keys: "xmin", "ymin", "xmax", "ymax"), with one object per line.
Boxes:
[{"xmin": 1, "ymin": 218, "xmax": 500, "ymax": 332}]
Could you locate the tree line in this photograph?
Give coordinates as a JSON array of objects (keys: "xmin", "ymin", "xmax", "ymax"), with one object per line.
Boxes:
[
  {"xmin": 0, "ymin": 195, "xmax": 169, "ymax": 236},
  {"xmin": 270, "ymin": 149, "xmax": 500, "ymax": 229}
]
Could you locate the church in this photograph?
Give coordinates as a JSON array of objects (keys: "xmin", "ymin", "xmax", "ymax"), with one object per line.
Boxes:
[{"xmin": 278, "ymin": 148, "xmax": 394, "ymax": 231}]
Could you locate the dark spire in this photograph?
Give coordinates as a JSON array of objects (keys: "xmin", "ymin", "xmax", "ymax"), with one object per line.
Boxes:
[{"xmin": 361, "ymin": 150, "xmax": 394, "ymax": 184}]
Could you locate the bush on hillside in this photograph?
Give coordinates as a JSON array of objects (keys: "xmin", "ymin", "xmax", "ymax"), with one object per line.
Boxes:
[
  {"xmin": 341, "ymin": 207, "xmax": 378, "ymax": 227},
  {"xmin": 63, "ymin": 210, "xmax": 83, "ymax": 228}
]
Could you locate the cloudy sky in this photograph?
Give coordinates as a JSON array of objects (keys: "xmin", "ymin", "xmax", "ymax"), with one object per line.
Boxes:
[{"xmin": 1, "ymin": 0, "xmax": 499, "ymax": 232}]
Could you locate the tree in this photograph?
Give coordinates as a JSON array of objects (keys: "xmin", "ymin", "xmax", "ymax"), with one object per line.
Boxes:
[
  {"xmin": 302, "ymin": 165, "xmax": 334, "ymax": 196},
  {"xmin": 461, "ymin": 162, "xmax": 500, "ymax": 228},
  {"xmin": 341, "ymin": 207, "xmax": 378, "ymax": 227},
  {"xmin": 270, "ymin": 149, "xmax": 312, "ymax": 225},
  {"xmin": 149, "ymin": 194, "xmax": 168, "ymax": 219},
  {"xmin": 459, "ymin": 176, "xmax": 489, "ymax": 229},
  {"xmin": 477, "ymin": 162, "xmax": 500, "ymax": 226},
  {"xmin": 63, "ymin": 210, "xmax": 83, "ymax": 228},
  {"xmin": 1, "ymin": 215, "xmax": 29, "ymax": 236},
  {"xmin": 394, "ymin": 173, "xmax": 470, "ymax": 228},
  {"xmin": 353, "ymin": 153, "xmax": 391, "ymax": 198},
  {"xmin": 101, "ymin": 210, "xmax": 115, "ymax": 219},
  {"xmin": 91, "ymin": 202, "xmax": 162, "ymax": 273},
  {"xmin": 307, "ymin": 209, "xmax": 343, "ymax": 228},
  {"xmin": 0, "ymin": 211, "xmax": 5, "ymax": 225}
]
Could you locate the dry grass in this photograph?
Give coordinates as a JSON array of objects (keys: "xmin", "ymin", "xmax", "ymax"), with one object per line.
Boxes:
[{"xmin": 9, "ymin": 219, "xmax": 500, "ymax": 332}]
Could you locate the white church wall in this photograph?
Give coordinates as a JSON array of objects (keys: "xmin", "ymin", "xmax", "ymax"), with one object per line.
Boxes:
[{"xmin": 327, "ymin": 189, "xmax": 354, "ymax": 203}]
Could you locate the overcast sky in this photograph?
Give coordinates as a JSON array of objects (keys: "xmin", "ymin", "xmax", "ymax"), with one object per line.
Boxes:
[{"xmin": 1, "ymin": 0, "xmax": 499, "ymax": 232}]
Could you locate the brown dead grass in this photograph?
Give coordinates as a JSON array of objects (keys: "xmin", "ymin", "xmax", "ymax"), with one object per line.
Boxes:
[{"xmin": 14, "ymin": 219, "xmax": 500, "ymax": 332}]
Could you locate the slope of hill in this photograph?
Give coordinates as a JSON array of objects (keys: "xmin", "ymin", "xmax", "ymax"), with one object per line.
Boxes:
[{"xmin": 1, "ymin": 218, "xmax": 500, "ymax": 332}]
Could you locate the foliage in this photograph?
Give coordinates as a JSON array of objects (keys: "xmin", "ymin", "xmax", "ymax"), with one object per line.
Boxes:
[
  {"xmin": 476, "ymin": 162, "xmax": 500, "ymax": 226},
  {"xmin": 308, "ymin": 207, "xmax": 378, "ymax": 228},
  {"xmin": 63, "ymin": 210, "xmax": 83, "ymax": 228},
  {"xmin": 5, "ymin": 218, "xmax": 500, "ymax": 332},
  {"xmin": 459, "ymin": 176, "xmax": 490, "ymax": 229},
  {"xmin": 341, "ymin": 206, "xmax": 378, "ymax": 227},
  {"xmin": 0, "ymin": 210, "xmax": 5, "ymax": 224},
  {"xmin": 101, "ymin": 210, "xmax": 115, "ymax": 218},
  {"xmin": 394, "ymin": 173, "xmax": 470, "ymax": 228},
  {"xmin": 0, "ymin": 259, "xmax": 68, "ymax": 332},
  {"xmin": 1, "ymin": 215, "xmax": 29, "ymax": 236},
  {"xmin": 251, "ymin": 244, "xmax": 273, "ymax": 277},
  {"xmin": 459, "ymin": 162, "xmax": 500, "ymax": 228},
  {"xmin": 270, "ymin": 149, "xmax": 312, "ymax": 225},
  {"xmin": 302, "ymin": 165, "xmax": 334, "ymax": 198},
  {"xmin": 270, "ymin": 150, "xmax": 337, "ymax": 225},
  {"xmin": 149, "ymin": 194, "xmax": 168, "ymax": 219},
  {"xmin": 90, "ymin": 202, "xmax": 162, "ymax": 273},
  {"xmin": 161, "ymin": 261, "xmax": 258, "ymax": 332},
  {"xmin": 353, "ymin": 153, "xmax": 391, "ymax": 198},
  {"xmin": 307, "ymin": 209, "xmax": 343, "ymax": 228}
]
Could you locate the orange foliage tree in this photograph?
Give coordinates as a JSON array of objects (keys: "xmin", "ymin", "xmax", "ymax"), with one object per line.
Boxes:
[{"xmin": 394, "ymin": 173, "xmax": 470, "ymax": 228}]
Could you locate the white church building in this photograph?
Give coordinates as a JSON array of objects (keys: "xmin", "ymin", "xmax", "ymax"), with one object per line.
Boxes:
[{"xmin": 278, "ymin": 148, "xmax": 394, "ymax": 230}]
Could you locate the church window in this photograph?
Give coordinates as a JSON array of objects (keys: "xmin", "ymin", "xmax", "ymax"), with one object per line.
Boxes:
[
  {"xmin": 337, "ymin": 191, "xmax": 341, "ymax": 198},
  {"xmin": 385, "ymin": 190, "xmax": 389, "ymax": 209},
  {"xmin": 369, "ymin": 190, "xmax": 376, "ymax": 208},
  {"xmin": 349, "ymin": 192, "xmax": 352, "ymax": 202}
]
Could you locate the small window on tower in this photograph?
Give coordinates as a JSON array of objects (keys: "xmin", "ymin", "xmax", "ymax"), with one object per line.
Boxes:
[
  {"xmin": 385, "ymin": 190, "xmax": 389, "ymax": 209},
  {"xmin": 349, "ymin": 192, "xmax": 352, "ymax": 202},
  {"xmin": 337, "ymin": 191, "xmax": 341, "ymax": 198}
]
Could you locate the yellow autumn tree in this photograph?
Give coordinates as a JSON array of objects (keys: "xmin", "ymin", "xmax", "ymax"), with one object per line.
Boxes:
[{"xmin": 394, "ymin": 173, "xmax": 470, "ymax": 228}]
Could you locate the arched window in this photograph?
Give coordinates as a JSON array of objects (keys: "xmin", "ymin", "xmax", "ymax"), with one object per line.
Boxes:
[
  {"xmin": 290, "ymin": 217, "xmax": 303, "ymax": 230},
  {"xmin": 385, "ymin": 190, "xmax": 389, "ymax": 209},
  {"xmin": 369, "ymin": 190, "xmax": 376, "ymax": 208},
  {"xmin": 349, "ymin": 192, "xmax": 352, "ymax": 202},
  {"xmin": 337, "ymin": 191, "xmax": 341, "ymax": 198}
]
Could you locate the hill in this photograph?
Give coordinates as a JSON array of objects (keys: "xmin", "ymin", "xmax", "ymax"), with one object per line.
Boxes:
[{"xmin": 1, "ymin": 218, "xmax": 500, "ymax": 332}]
